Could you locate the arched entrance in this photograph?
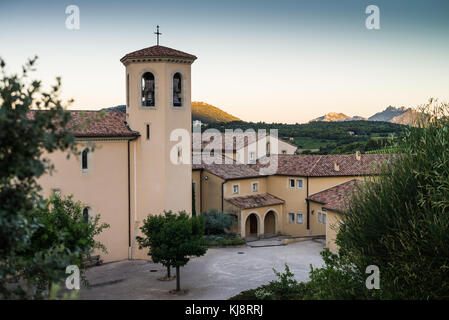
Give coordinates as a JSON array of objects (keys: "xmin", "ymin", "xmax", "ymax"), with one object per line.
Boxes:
[
  {"xmin": 264, "ymin": 210, "xmax": 276, "ymax": 236},
  {"xmin": 245, "ymin": 213, "xmax": 259, "ymax": 237}
]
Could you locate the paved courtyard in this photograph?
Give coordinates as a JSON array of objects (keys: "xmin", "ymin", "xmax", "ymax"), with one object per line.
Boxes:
[{"xmin": 78, "ymin": 239, "xmax": 325, "ymax": 300}]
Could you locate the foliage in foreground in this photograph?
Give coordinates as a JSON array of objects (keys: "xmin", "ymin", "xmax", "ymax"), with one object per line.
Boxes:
[
  {"xmin": 137, "ymin": 211, "xmax": 207, "ymax": 291},
  {"xmin": 19, "ymin": 194, "xmax": 109, "ymax": 295},
  {"xmin": 0, "ymin": 57, "xmax": 108, "ymax": 299},
  {"xmin": 231, "ymin": 100, "xmax": 449, "ymax": 300}
]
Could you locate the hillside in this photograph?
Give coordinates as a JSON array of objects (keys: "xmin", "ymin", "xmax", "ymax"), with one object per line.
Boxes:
[
  {"xmin": 192, "ymin": 101, "xmax": 240, "ymax": 123},
  {"xmin": 369, "ymin": 106, "xmax": 410, "ymax": 122},
  {"xmin": 310, "ymin": 112, "xmax": 352, "ymax": 122},
  {"xmin": 310, "ymin": 106, "xmax": 420, "ymax": 126},
  {"xmin": 389, "ymin": 109, "xmax": 420, "ymax": 125}
]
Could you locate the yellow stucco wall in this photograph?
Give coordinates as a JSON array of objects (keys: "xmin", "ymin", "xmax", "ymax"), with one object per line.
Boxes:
[
  {"xmin": 308, "ymin": 201, "xmax": 327, "ymax": 236},
  {"xmin": 223, "ymin": 177, "xmax": 268, "ymax": 198},
  {"xmin": 201, "ymin": 172, "xmax": 224, "ymax": 213},
  {"xmin": 266, "ymin": 175, "xmax": 308, "ymax": 236},
  {"xmin": 326, "ymin": 210, "xmax": 343, "ymax": 252},
  {"xmin": 240, "ymin": 205, "xmax": 283, "ymax": 238},
  {"xmin": 38, "ymin": 140, "xmax": 130, "ymax": 262}
]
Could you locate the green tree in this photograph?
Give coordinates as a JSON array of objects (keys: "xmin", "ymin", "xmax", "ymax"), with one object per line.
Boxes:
[
  {"xmin": 137, "ymin": 211, "xmax": 207, "ymax": 292},
  {"xmin": 0, "ymin": 57, "xmax": 106, "ymax": 298},
  {"xmin": 20, "ymin": 194, "xmax": 109, "ymax": 295}
]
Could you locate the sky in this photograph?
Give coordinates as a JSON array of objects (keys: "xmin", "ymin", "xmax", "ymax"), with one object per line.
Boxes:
[{"xmin": 1, "ymin": 0, "xmax": 448, "ymax": 123}]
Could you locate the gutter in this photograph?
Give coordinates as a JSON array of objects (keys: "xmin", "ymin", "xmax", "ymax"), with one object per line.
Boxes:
[{"xmin": 127, "ymin": 136, "xmax": 138, "ymax": 251}]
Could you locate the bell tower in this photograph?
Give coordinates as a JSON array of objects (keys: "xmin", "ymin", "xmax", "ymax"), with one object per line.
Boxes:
[{"xmin": 121, "ymin": 37, "xmax": 197, "ymax": 254}]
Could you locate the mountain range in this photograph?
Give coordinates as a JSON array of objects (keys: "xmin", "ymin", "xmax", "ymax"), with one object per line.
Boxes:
[{"xmin": 310, "ymin": 106, "xmax": 418, "ymax": 125}]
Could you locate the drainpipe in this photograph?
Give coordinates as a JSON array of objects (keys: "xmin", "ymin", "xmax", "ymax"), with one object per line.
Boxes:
[
  {"xmin": 130, "ymin": 139, "xmax": 138, "ymax": 260},
  {"xmin": 221, "ymin": 180, "xmax": 226, "ymax": 212},
  {"xmin": 306, "ymin": 177, "xmax": 310, "ymax": 230}
]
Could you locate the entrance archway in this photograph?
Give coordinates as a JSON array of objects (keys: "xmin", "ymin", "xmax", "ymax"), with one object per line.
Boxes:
[
  {"xmin": 245, "ymin": 213, "xmax": 259, "ymax": 237},
  {"xmin": 264, "ymin": 210, "xmax": 276, "ymax": 235}
]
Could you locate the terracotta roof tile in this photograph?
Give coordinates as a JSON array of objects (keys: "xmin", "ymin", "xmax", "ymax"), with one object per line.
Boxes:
[
  {"xmin": 225, "ymin": 193, "xmax": 285, "ymax": 209},
  {"xmin": 307, "ymin": 179, "xmax": 360, "ymax": 213},
  {"xmin": 120, "ymin": 45, "xmax": 197, "ymax": 63},
  {"xmin": 27, "ymin": 110, "xmax": 140, "ymax": 138},
  {"xmin": 252, "ymin": 154, "xmax": 391, "ymax": 177}
]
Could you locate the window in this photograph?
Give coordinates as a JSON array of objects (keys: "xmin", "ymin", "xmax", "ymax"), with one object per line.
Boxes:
[
  {"xmin": 288, "ymin": 213, "xmax": 295, "ymax": 223},
  {"xmin": 232, "ymin": 184, "xmax": 239, "ymax": 194},
  {"xmin": 282, "ymin": 150, "xmax": 287, "ymax": 154},
  {"xmin": 146, "ymin": 124, "xmax": 150, "ymax": 140},
  {"xmin": 322, "ymin": 213, "xmax": 327, "ymax": 224},
  {"xmin": 318, "ymin": 211, "xmax": 322, "ymax": 223},
  {"xmin": 266, "ymin": 142, "xmax": 271, "ymax": 155},
  {"xmin": 141, "ymin": 72, "xmax": 155, "ymax": 107},
  {"xmin": 289, "ymin": 178, "xmax": 295, "ymax": 189},
  {"xmin": 297, "ymin": 213, "xmax": 303, "ymax": 224},
  {"xmin": 249, "ymin": 151, "xmax": 256, "ymax": 161},
  {"xmin": 296, "ymin": 179, "xmax": 303, "ymax": 189},
  {"xmin": 82, "ymin": 207, "xmax": 90, "ymax": 222},
  {"xmin": 252, "ymin": 182, "xmax": 259, "ymax": 192},
  {"xmin": 173, "ymin": 72, "xmax": 182, "ymax": 107},
  {"xmin": 81, "ymin": 148, "xmax": 88, "ymax": 170}
]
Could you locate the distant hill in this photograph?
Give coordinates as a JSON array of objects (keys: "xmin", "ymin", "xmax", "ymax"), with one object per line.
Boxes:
[
  {"xmin": 310, "ymin": 112, "xmax": 351, "ymax": 122},
  {"xmin": 192, "ymin": 101, "xmax": 241, "ymax": 123},
  {"xmin": 310, "ymin": 106, "xmax": 420, "ymax": 126},
  {"xmin": 389, "ymin": 109, "xmax": 420, "ymax": 125},
  {"xmin": 369, "ymin": 106, "xmax": 410, "ymax": 122}
]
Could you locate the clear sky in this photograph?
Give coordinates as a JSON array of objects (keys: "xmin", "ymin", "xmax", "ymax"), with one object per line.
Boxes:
[{"xmin": 1, "ymin": 0, "xmax": 448, "ymax": 123}]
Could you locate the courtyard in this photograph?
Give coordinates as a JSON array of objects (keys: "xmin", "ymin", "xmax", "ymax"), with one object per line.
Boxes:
[{"xmin": 78, "ymin": 239, "xmax": 325, "ymax": 300}]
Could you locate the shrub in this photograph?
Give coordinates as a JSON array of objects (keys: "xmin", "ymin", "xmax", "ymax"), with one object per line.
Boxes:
[
  {"xmin": 337, "ymin": 99, "xmax": 449, "ymax": 299},
  {"xmin": 202, "ymin": 209, "xmax": 235, "ymax": 235}
]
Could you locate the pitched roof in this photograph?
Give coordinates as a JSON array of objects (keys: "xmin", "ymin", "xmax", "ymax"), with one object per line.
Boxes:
[
  {"xmin": 225, "ymin": 193, "xmax": 285, "ymax": 209},
  {"xmin": 120, "ymin": 45, "xmax": 197, "ymax": 63},
  {"xmin": 192, "ymin": 132, "xmax": 297, "ymax": 152},
  {"xmin": 27, "ymin": 110, "xmax": 140, "ymax": 138},
  {"xmin": 251, "ymin": 154, "xmax": 391, "ymax": 177},
  {"xmin": 307, "ymin": 179, "xmax": 360, "ymax": 213}
]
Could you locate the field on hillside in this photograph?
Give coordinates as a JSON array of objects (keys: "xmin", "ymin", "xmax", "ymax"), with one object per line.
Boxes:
[{"xmin": 202, "ymin": 120, "xmax": 405, "ymax": 154}]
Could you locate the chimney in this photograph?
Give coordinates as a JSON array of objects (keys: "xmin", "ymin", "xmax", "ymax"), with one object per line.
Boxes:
[
  {"xmin": 355, "ymin": 151, "xmax": 361, "ymax": 161},
  {"xmin": 334, "ymin": 162, "xmax": 340, "ymax": 172}
]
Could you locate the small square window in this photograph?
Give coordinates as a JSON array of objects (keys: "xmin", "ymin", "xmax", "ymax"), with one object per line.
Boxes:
[
  {"xmin": 252, "ymin": 182, "xmax": 258, "ymax": 192},
  {"xmin": 249, "ymin": 152, "xmax": 256, "ymax": 161},
  {"xmin": 282, "ymin": 150, "xmax": 287, "ymax": 154},
  {"xmin": 296, "ymin": 179, "xmax": 303, "ymax": 189},
  {"xmin": 232, "ymin": 185, "xmax": 239, "ymax": 194},
  {"xmin": 289, "ymin": 179, "xmax": 295, "ymax": 188},
  {"xmin": 288, "ymin": 213, "xmax": 295, "ymax": 223},
  {"xmin": 297, "ymin": 213, "xmax": 303, "ymax": 224}
]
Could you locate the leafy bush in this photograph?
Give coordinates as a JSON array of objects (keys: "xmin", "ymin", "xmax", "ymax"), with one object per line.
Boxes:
[
  {"xmin": 337, "ymin": 100, "xmax": 449, "ymax": 299},
  {"xmin": 201, "ymin": 234, "xmax": 245, "ymax": 247},
  {"xmin": 231, "ymin": 100, "xmax": 449, "ymax": 300},
  {"xmin": 202, "ymin": 209, "xmax": 235, "ymax": 235},
  {"xmin": 19, "ymin": 194, "xmax": 109, "ymax": 294}
]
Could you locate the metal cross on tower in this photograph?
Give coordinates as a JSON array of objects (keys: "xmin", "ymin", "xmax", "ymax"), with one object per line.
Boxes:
[{"xmin": 154, "ymin": 25, "xmax": 162, "ymax": 45}]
